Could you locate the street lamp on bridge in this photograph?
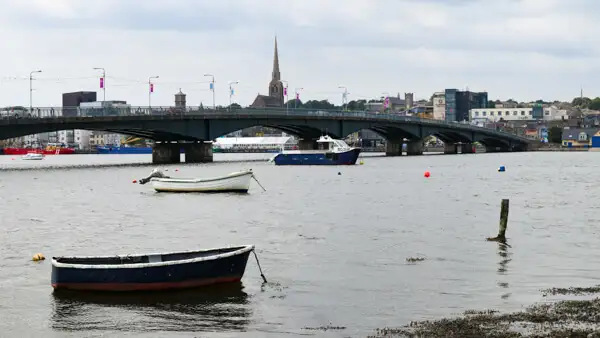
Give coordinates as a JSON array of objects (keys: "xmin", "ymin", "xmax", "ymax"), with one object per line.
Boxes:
[
  {"xmin": 29, "ymin": 70, "xmax": 42, "ymax": 115},
  {"xmin": 148, "ymin": 76, "xmax": 159, "ymax": 109},
  {"xmin": 281, "ymin": 80, "xmax": 288, "ymax": 112},
  {"xmin": 338, "ymin": 85, "xmax": 348, "ymax": 111},
  {"xmin": 294, "ymin": 87, "xmax": 304, "ymax": 109},
  {"xmin": 93, "ymin": 67, "xmax": 106, "ymax": 102},
  {"xmin": 204, "ymin": 74, "xmax": 215, "ymax": 109},
  {"xmin": 228, "ymin": 81, "xmax": 239, "ymax": 111}
]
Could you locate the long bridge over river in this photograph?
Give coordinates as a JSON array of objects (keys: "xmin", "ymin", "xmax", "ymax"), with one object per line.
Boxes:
[{"xmin": 0, "ymin": 106, "xmax": 534, "ymax": 163}]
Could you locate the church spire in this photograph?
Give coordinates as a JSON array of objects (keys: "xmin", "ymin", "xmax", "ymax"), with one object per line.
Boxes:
[{"xmin": 272, "ymin": 36, "xmax": 280, "ymax": 81}]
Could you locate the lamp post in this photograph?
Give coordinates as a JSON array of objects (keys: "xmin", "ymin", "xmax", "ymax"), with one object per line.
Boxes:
[
  {"xmin": 204, "ymin": 74, "xmax": 215, "ymax": 109},
  {"xmin": 228, "ymin": 81, "xmax": 239, "ymax": 111},
  {"xmin": 29, "ymin": 70, "xmax": 42, "ymax": 114},
  {"xmin": 339, "ymin": 85, "xmax": 348, "ymax": 111},
  {"xmin": 148, "ymin": 76, "xmax": 159, "ymax": 109},
  {"xmin": 93, "ymin": 67, "xmax": 106, "ymax": 102},
  {"xmin": 282, "ymin": 80, "xmax": 288, "ymax": 113},
  {"xmin": 294, "ymin": 87, "xmax": 304, "ymax": 109}
]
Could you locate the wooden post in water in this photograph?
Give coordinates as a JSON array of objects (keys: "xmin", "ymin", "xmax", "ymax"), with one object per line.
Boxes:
[{"xmin": 487, "ymin": 199, "xmax": 509, "ymax": 242}]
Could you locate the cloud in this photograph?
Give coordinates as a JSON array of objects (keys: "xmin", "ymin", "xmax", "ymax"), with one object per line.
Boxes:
[{"xmin": 0, "ymin": 0, "xmax": 597, "ymax": 108}]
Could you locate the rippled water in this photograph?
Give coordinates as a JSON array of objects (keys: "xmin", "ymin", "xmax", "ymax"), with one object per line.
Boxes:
[{"xmin": 1, "ymin": 152, "xmax": 599, "ymax": 337}]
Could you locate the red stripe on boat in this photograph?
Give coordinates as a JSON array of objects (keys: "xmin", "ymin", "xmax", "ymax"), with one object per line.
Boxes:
[{"xmin": 51, "ymin": 277, "xmax": 241, "ymax": 291}]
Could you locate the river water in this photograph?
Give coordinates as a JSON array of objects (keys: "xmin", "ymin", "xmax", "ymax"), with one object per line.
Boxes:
[{"xmin": 0, "ymin": 151, "xmax": 598, "ymax": 337}]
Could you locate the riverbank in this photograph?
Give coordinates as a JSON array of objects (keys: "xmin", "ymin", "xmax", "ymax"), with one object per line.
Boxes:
[{"xmin": 369, "ymin": 285, "xmax": 600, "ymax": 337}]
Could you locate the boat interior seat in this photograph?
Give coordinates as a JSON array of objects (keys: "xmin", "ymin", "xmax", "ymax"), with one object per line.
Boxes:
[{"xmin": 147, "ymin": 254, "xmax": 162, "ymax": 263}]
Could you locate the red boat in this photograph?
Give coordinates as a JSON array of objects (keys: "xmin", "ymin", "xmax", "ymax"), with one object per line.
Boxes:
[{"xmin": 3, "ymin": 146, "xmax": 75, "ymax": 155}]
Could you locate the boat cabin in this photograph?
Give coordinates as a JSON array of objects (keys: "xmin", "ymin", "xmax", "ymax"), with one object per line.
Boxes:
[{"xmin": 316, "ymin": 135, "xmax": 352, "ymax": 152}]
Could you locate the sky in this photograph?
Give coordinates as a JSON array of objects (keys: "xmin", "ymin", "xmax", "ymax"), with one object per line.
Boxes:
[{"xmin": 0, "ymin": 0, "xmax": 597, "ymax": 108}]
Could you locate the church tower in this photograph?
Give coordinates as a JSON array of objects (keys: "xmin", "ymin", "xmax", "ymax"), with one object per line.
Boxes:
[{"xmin": 268, "ymin": 36, "xmax": 284, "ymax": 106}]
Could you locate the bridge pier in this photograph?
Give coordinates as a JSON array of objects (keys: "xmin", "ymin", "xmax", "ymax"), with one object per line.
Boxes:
[
  {"xmin": 298, "ymin": 139, "xmax": 318, "ymax": 150},
  {"xmin": 406, "ymin": 141, "xmax": 423, "ymax": 156},
  {"xmin": 460, "ymin": 143, "xmax": 475, "ymax": 154},
  {"xmin": 152, "ymin": 142, "xmax": 181, "ymax": 164},
  {"xmin": 485, "ymin": 146, "xmax": 510, "ymax": 153},
  {"xmin": 184, "ymin": 142, "xmax": 213, "ymax": 163},
  {"xmin": 444, "ymin": 143, "xmax": 458, "ymax": 154},
  {"xmin": 385, "ymin": 140, "xmax": 403, "ymax": 156}
]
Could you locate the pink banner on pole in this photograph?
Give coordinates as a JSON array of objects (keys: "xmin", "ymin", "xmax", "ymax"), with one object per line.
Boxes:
[
  {"xmin": 296, "ymin": 93, "xmax": 299, "ymax": 100},
  {"xmin": 284, "ymin": 87, "xmax": 287, "ymax": 96},
  {"xmin": 150, "ymin": 83, "xmax": 154, "ymax": 93},
  {"xmin": 99, "ymin": 77, "xmax": 104, "ymax": 89}
]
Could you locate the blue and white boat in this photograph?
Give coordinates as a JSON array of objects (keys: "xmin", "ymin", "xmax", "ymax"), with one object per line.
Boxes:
[{"xmin": 271, "ymin": 135, "xmax": 361, "ymax": 165}]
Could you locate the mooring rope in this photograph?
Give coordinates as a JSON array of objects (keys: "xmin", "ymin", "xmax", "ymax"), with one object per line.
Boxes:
[{"xmin": 252, "ymin": 249, "xmax": 268, "ymax": 283}]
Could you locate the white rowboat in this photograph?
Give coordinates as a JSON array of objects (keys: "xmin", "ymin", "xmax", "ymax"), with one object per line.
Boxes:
[
  {"xmin": 139, "ymin": 169, "xmax": 257, "ymax": 193},
  {"xmin": 22, "ymin": 153, "xmax": 44, "ymax": 160}
]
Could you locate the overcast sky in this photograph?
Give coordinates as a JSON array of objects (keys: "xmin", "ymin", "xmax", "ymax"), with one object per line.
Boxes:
[{"xmin": 0, "ymin": 0, "xmax": 596, "ymax": 108}]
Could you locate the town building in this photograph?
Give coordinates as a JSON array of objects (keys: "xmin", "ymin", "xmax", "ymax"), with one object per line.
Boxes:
[
  {"xmin": 444, "ymin": 89, "xmax": 488, "ymax": 122},
  {"xmin": 432, "ymin": 92, "xmax": 445, "ymax": 120},
  {"xmin": 561, "ymin": 127, "xmax": 598, "ymax": 148},
  {"xmin": 469, "ymin": 105, "xmax": 569, "ymax": 124},
  {"xmin": 250, "ymin": 37, "xmax": 284, "ymax": 108},
  {"xmin": 213, "ymin": 136, "xmax": 297, "ymax": 152}
]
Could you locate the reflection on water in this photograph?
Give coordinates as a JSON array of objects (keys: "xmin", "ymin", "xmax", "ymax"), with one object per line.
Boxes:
[
  {"xmin": 497, "ymin": 243, "xmax": 512, "ymax": 300},
  {"xmin": 51, "ymin": 282, "xmax": 251, "ymax": 333}
]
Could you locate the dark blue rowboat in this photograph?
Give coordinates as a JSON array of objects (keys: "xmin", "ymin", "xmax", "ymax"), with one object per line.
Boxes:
[{"xmin": 51, "ymin": 245, "xmax": 254, "ymax": 292}]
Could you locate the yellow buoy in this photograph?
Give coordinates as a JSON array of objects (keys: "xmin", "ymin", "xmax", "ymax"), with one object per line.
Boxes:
[
  {"xmin": 359, "ymin": 160, "xmax": 364, "ymax": 165},
  {"xmin": 32, "ymin": 253, "xmax": 45, "ymax": 261}
]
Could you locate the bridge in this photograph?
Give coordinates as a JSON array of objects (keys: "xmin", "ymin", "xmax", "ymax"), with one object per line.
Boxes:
[{"xmin": 0, "ymin": 106, "xmax": 534, "ymax": 164}]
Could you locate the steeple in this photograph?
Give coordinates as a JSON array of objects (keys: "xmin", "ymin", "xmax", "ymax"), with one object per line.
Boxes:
[{"xmin": 272, "ymin": 36, "xmax": 281, "ymax": 81}]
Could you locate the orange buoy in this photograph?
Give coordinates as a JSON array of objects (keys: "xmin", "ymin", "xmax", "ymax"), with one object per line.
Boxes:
[{"xmin": 424, "ymin": 171, "xmax": 430, "ymax": 178}]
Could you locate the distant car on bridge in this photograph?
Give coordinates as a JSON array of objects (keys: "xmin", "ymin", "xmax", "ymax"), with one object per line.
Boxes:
[{"xmin": 0, "ymin": 106, "xmax": 33, "ymax": 119}]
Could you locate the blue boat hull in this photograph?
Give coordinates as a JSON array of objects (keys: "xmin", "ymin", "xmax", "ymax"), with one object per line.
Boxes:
[
  {"xmin": 273, "ymin": 148, "xmax": 361, "ymax": 165},
  {"xmin": 51, "ymin": 246, "xmax": 252, "ymax": 291}
]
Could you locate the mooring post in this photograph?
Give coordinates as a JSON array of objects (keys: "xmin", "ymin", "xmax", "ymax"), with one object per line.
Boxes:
[
  {"xmin": 487, "ymin": 199, "xmax": 509, "ymax": 242},
  {"xmin": 498, "ymin": 199, "xmax": 509, "ymax": 239}
]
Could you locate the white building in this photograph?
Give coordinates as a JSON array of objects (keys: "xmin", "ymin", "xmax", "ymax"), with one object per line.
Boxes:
[
  {"xmin": 432, "ymin": 92, "xmax": 445, "ymax": 120},
  {"xmin": 469, "ymin": 106, "xmax": 568, "ymax": 125},
  {"xmin": 57, "ymin": 130, "xmax": 91, "ymax": 149},
  {"xmin": 213, "ymin": 136, "xmax": 297, "ymax": 151}
]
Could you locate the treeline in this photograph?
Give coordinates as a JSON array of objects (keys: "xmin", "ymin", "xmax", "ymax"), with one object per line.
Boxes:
[{"xmin": 572, "ymin": 97, "xmax": 600, "ymax": 110}]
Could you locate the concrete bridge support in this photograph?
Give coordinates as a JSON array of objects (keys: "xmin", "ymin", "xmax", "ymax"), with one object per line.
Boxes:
[
  {"xmin": 406, "ymin": 140, "xmax": 423, "ymax": 156},
  {"xmin": 184, "ymin": 142, "xmax": 213, "ymax": 163},
  {"xmin": 485, "ymin": 146, "xmax": 510, "ymax": 153},
  {"xmin": 460, "ymin": 143, "xmax": 475, "ymax": 154},
  {"xmin": 385, "ymin": 140, "xmax": 403, "ymax": 156},
  {"xmin": 298, "ymin": 139, "xmax": 318, "ymax": 150},
  {"xmin": 444, "ymin": 143, "xmax": 458, "ymax": 154},
  {"xmin": 152, "ymin": 142, "xmax": 181, "ymax": 164}
]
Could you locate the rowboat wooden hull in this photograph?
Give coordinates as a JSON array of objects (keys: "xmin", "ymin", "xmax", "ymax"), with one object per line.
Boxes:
[{"xmin": 51, "ymin": 245, "xmax": 254, "ymax": 292}]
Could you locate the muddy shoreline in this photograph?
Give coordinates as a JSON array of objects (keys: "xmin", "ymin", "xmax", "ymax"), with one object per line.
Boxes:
[{"xmin": 368, "ymin": 286, "xmax": 600, "ymax": 338}]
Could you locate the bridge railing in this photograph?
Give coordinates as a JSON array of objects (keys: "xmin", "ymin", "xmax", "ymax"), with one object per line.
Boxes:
[{"xmin": 0, "ymin": 106, "xmax": 530, "ymax": 142}]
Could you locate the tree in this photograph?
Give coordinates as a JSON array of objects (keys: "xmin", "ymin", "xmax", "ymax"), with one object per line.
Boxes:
[
  {"xmin": 347, "ymin": 100, "xmax": 366, "ymax": 111},
  {"xmin": 286, "ymin": 99, "xmax": 302, "ymax": 108},
  {"xmin": 487, "ymin": 101, "xmax": 496, "ymax": 108},
  {"xmin": 588, "ymin": 97, "xmax": 600, "ymax": 110},
  {"xmin": 303, "ymin": 100, "xmax": 337, "ymax": 110},
  {"xmin": 548, "ymin": 126, "xmax": 563, "ymax": 144},
  {"xmin": 572, "ymin": 97, "xmax": 592, "ymax": 108}
]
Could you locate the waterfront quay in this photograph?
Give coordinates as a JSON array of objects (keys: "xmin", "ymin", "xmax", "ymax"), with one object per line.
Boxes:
[{"xmin": 0, "ymin": 106, "xmax": 534, "ymax": 164}]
